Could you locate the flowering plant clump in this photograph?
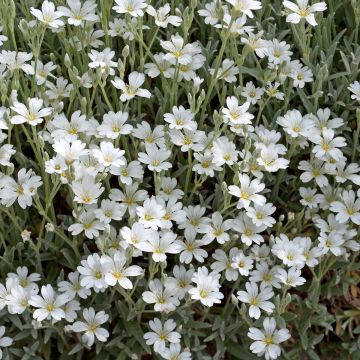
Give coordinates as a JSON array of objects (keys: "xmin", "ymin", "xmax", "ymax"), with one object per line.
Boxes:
[{"xmin": 0, "ymin": 0, "xmax": 360, "ymax": 358}]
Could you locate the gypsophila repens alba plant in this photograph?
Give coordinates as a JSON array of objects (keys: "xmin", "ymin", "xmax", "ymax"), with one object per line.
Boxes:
[{"xmin": 0, "ymin": 0, "xmax": 360, "ymax": 358}]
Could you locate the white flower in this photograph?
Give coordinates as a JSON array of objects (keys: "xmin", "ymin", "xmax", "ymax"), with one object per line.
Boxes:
[
  {"xmin": 299, "ymin": 187, "xmax": 322, "ymax": 209},
  {"xmin": 178, "ymin": 233, "xmax": 208, "ymax": 264},
  {"xmin": 233, "ymin": 213, "xmax": 266, "ymax": 245},
  {"xmin": 0, "ymin": 28, "xmax": 8, "ymax": 47},
  {"xmin": 136, "ymin": 197, "xmax": 166, "ymax": 230},
  {"xmin": 58, "ymin": 271, "xmax": 91, "ymax": 300},
  {"xmin": 146, "ymin": 4, "xmax": 182, "ymax": 28},
  {"xmin": 298, "ymin": 159, "xmax": 329, "ymax": 187},
  {"xmin": 277, "ymin": 267, "xmax": 306, "ymax": 287},
  {"xmin": 257, "ymin": 146, "xmax": 289, "ymax": 172},
  {"xmin": 7, "ymin": 266, "xmax": 40, "ymax": 291},
  {"xmin": 29, "ymin": 285, "xmax": 69, "ymax": 321},
  {"xmin": 110, "ymin": 182, "xmax": 147, "ymax": 217},
  {"xmin": 330, "ymin": 190, "xmax": 360, "ymax": 225},
  {"xmin": 160, "ymin": 34, "xmax": 201, "ymax": 65},
  {"xmin": 289, "ymin": 64, "xmax": 313, "ymax": 88},
  {"xmin": 237, "ymin": 282, "xmax": 275, "ymax": 319},
  {"xmin": 144, "ymin": 318, "xmax": 181, "ymax": 354},
  {"xmin": 11, "ymin": 98, "xmax": 52, "ymax": 126},
  {"xmin": 58, "ymin": 0, "xmax": 98, "ymax": 26},
  {"xmin": 103, "ymin": 251, "xmax": 143, "ymax": 288},
  {"xmin": 329, "ymin": 163, "xmax": 360, "ymax": 186},
  {"xmin": 46, "ymin": 76, "xmax": 73, "ymax": 100},
  {"xmin": 133, "ymin": 121, "xmax": 165, "ymax": 147},
  {"xmin": 94, "ymin": 199, "xmax": 125, "ymax": 224},
  {"xmin": 136, "ymin": 231, "xmax": 181, "ymax": 262},
  {"xmin": 158, "ymin": 177, "xmax": 184, "ymax": 202},
  {"xmin": 241, "ymin": 81, "xmax": 264, "ymax": 104},
  {"xmin": 30, "ymin": 0, "xmax": 64, "ymax": 28},
  {"xmin": 231, "ymin": 251, "xmax": 254, "ymax": 276},
  {"xmin": 164, "ymin": 106, "xmax": 196, "ymax": 131},
  {"xmin": 188, "ymin": 267, "xmax": 224, "ymax": 307},
  {"xmin": 198, "ymin": 211, "xmax": 233, "ymax": 245},
  {"xmin": 211, "ymin": 248, "xmax": 240, "ymax": 281},
  {"xmin": 113, "ymin": 160, "xmax": 144, "ymax": 185},
  {"xmin": 0, "ymin": 50, "xmax": 33, "ymax": 74},
  {"xmin": 198, "ymin": 1, "xmax": 228, "ymax": 25},
  {"xmin": 310, "ymin": 128, "xmax": 346, "ymax": 161},
  {"xmin": 0, "ymin": 144, "xmax": 16, "ymax": 167},
  {"xmin": 276, "ymin": 109, "xmax": 312, "ymax": 138},
  {"xmin": 165, "ymin": 265, "xmax": 194, "ymax": 299},
  {"xmin": 138, "ymin": 144, "xmax": 172, "ymax": 172},
  {"xmin": 98, "ymin": 111, "xmax": 133, "ymax": 139},
  {"xmin": 72, "ymin": 307, "xmax": 109, "ymax": 347},
  {"xmin": 283, "ymin": 0, "xmax": 327, "ymax": 26},
  {"xmin": 159, "ymin": 344, "xmax": 191, "ymax": 360},
  {"xmin": 318, "ymin": 231, "xmax": 345, "ymax": 256},
  {"xmin": 348, "ymin": 81, "xmax": 360, "ymax": 101},
  {"xmin": 210, "ymin": 58, "xmax": 239, "ymax": 83},
  {"xmin": 112, "ymin": 71, "xmax": 151, "ymax": 102},
  {"xmin": 193, "ymin": 150, "xmax": 221, "ymax": 177},
  {"xmin": 248, "ymin": 317, "xmax": 290, "ymax": 360},
  {"xmin": 50, "ymin": 111, "xmax": 88, "ymax": 142},
  {"xmin": 226, "ymin": 0, "xmax": 262, "ymax": 18},
  {"xmin": 120, "ymin": 222, "xmax": 154, "ymax": 248},
  {"xmin": 52, "ymin": 139, "xmax": 88, "ymax": 164},
  {"xmin": 272, "ymin": 234, "xmax": 306, "ymax": 267},
  {"xmin": 250, "ymin": 262, "xmax": 281, "ymax": 289},
  {"xmin": 88, "ymin": 48, "xmax": 117, "ymax": 75},
  {"xmin": 77, "ymin": 253, "xmax": 110, "ymax": 292},
  {"xmin": 0, "ymin": 326, "xmax": 12, "ymax": 359},
  {"xmin": 71, "ymin": 176, "xmax": 104, "ymax": 205},
  {"xmin": 142, "ymin": 279, "xmax": 179, "ymax": 312},
  {"xmin": 265, "ymin": 82, "xmax": 285, "ymax": 100},
  {"xmin": 6, "ymin": 284, "xmax": 38, "ymax": 314},
  {"xmin": 247, "ymin": 203, "xmax": 276, "ymax": 227},
  {"xmin": 228, "ymin": 173, "xmax": 266, "ymax": 209},
  {"xmin": 113, "ymin": 0, "xmax": 148, "ymax": 17},
  {"xmin": 212, "ymin": 137, "xmax": 239, "ymax": 166},
  {"xmin": 265, "ymin": 39, "xmax": 292, "ymax": 65},
  {"xmin": 0, "ymin": 168, "xmax": 43, "ymax": 209},
  {"xmin": 92, "ymin": 141, "xmax": 125, "ymax": 168},
  {"xmin": 32, "ymin": 60, "xmax": 56, "ymax": 85}
]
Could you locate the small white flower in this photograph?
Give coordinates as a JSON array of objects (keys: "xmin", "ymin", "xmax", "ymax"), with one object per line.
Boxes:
[
  {"xmin": 188, "ymin": 267, "xmax": 224, "ymax": 307},
  {"xmin": 30, "ymin": 0, "xmax": 64, "ymax": 28},
  {"xmin": 77, "ymin": 253, "xmax": 111, "ymax": 291},
  {"xmin": 330, "ymin": 190, "xmax": 360, "ymax": 225},
  {"xmin": 58, "ymin": 0, "xmax": 98, "ymax": 26},
  {"xmin": 113, "ymin": 0, "xmax": 148, "ymax": 17},
  {"xmin": 248, "ymin": 317, "xmax": 290, "ymax": 359},
  {"xmin": 283, "ymin": 0, "xmax": 327, "ymax": 26},
  {"xmin": 142, "ymin": 279, "xmax": 179, "ymax": 312},
  {"xmin": 11, "ymin": 98, "xmax": 52, "ymax": 126},
  {"xmin": 348, "ymin": 81, "xmax": 360, "ymax": 101},
  {"xmin": 164, "ymin": 106, "xmax": 196, "ymax": 131},
  {"xmin": 103, "ymin": 251, "xmax": 143, "ymax": 288},
  {"xmin": 136, "ymin": 231, "xmax": 181, "ymax": 262},
  {"xmin": 71, "ymin": 176, "xmax": 104, "ymax": 205},
  {"xmin": 112, "ymin": 71, "xmax": 151, "ymax": 102},
  {"xmin": 237, "ymin": 282, "xmax": 275, "ymax": 319},
  {"xmin": 144, "ymin": 318, "xmax": 181, "ymax": 354},
  {"xmin": 72, "ymin": 307, "xmax": 109, "ymax": 347},
  {"xmin": 29, "ymin": 285, "xmax": 69, "ymax": 321},
  {"xmin": 0, "ymin": 326, "xmax": 12, "ymax": 359},
  {"xmin": 228, "ymin": 173, "xmax": 266, "ymax": 209}
]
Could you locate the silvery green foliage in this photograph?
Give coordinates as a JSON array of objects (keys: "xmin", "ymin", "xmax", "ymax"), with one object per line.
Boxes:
[{"xmin": 0, "ymin": 0, "xmax": 359, "ymax": 359}]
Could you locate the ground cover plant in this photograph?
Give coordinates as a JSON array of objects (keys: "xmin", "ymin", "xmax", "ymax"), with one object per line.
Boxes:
[{"xmin": 0, "ymin": 0, "xmax": 359, "ymax": 359}]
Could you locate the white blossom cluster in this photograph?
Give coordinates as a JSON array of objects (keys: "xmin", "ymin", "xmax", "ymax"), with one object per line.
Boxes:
[{"xmin": 0, "ymin": 0, "xmax": 359, "ymax": 359}]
